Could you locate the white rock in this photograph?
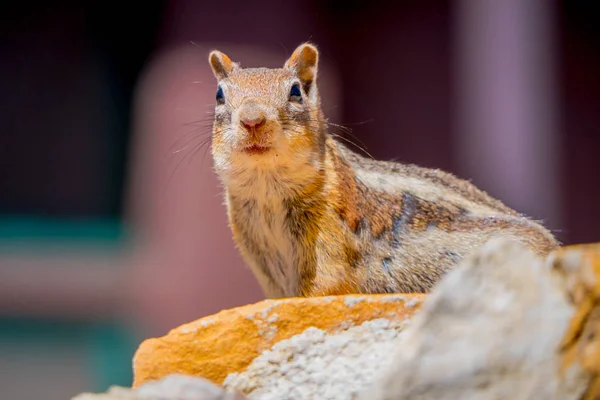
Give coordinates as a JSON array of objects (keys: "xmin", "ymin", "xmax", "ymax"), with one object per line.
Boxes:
[
  {"xmin": 364, "ymin": 237, "xmax": 588, "ymax": 400},
  {"xmin": 223, "ymin": 319, "xmax": 408, "ymax": 400},
  {"xmin": 72, "ymin": 374, "xmax": 247, "ymax": 400}
]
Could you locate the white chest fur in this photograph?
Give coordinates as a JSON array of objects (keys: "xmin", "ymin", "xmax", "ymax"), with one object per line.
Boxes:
[{"xmin": 229, "ymin": 194, "xmax": 300, "ymax": 297}]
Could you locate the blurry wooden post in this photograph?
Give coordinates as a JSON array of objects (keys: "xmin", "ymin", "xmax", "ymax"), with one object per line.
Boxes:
[
  {"xmin": 453, "ymin": 0, "xmax": 563, "ymax": 234},
  {"xmin": 125, "ymin": 43, "xmax": 342, "ymax": 336},
  {"xmin": 125, "ymin": 45, "xmax": 262, "ymax": 337}
]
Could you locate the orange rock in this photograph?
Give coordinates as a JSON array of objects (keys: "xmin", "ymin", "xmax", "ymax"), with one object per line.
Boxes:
[
  {"xmin": 132, "ymin": 293, "xmax": 424, "ymax": 388},
  {"xmin": 550, "ymin": 243, "xmax": 600, "ymax": 399}
]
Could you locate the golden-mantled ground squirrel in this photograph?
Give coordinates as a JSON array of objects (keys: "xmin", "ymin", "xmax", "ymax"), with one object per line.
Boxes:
[{"xmin": 208, "ymin": 42, "xmax": 559, "ymax": 298}]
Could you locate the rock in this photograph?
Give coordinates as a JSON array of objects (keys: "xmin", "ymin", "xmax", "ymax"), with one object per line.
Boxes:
[
  {"xmin": 72, "ymin": 386, "xmax": 137, "ymax": 400},
  {"xmin": 72, "ymin": 374, "xmax": 247, "ymax": 400},
  {"xmin": 77, "ymin": 238, "xmax": 600, "ymax": 400},
  {"xmin": 364, "ymin": 237, "xmax": 600, "ymax": 400},
  {"xmin": 223, "ymin": 318, "xmax": 411, "ymax": 400},
  {"xmin": 550, "ymin": 243, "xmax": 600, "ymax": 400},
  {"xmin": 133, "ymin": 293, "xmax": 424, "ymax": 387}
]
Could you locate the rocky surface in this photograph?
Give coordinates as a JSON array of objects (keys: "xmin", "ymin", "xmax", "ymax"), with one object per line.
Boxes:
[
  {"xmin": 550, "ymin": 243, "xmax": 600, "ymax": 400},
  {"xmin": 364, "ymin": 237, "xmax": 596, "ymax": 400},
  {"xmin": 223, "ymin": 318, "xmax": 410, "ymax": 400},
  {"xmin": 133, "ymin": 293, "xmax": 424, "ymax": 387},
  {"xmin": 76, "ymin": 237, "xmax": 600, "ymax": 400},
  {"xmin": 72, "ymin": 374, "xmax": 247, "ymax": 400}
]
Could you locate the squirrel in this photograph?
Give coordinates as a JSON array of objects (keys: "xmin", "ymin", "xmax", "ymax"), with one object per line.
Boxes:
[{"xmin": 207, "ymin": 42, "xmax": 560, "ymax": 298}]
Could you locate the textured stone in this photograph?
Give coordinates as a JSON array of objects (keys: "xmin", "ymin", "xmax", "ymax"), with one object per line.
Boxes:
[
  {"xmin": 364, "ymin": 237, "xmax": 600, "ymax": 400},
  {"xmin": 78, "ymin": 238, "xmax": 600, "ymax": 400},
  {"xmin": 550, "ymin": 243, "xmax": 600, "ymax": 400},
  {"xmin": 133, "ymin": 293, "xmax": 424, "ymax": 387},
  {"xmin": 223, "ymin": 318, "xmax": 411, "ymax": 400},
  {"xmin": 72, "ymin": 374, "xmax": 247, "ymax": 400}
]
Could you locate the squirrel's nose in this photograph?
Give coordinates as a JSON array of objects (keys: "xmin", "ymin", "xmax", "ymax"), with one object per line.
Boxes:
[{"xmin": 240, "ymin": 116, "xmax": 266, "ymax": 130}]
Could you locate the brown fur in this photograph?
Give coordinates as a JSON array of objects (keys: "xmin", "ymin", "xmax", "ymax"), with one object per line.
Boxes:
[{"xmin": 208, "ymin": 42, "xmax": 560, "ymax": 298}]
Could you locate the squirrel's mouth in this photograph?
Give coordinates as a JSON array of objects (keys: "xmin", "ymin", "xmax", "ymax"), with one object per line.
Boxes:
[{"xmin": 242, "ymin": 144, "xmax": 272, "ymax": 155}]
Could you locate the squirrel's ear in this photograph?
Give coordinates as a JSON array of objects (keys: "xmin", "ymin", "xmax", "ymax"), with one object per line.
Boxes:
[
  {"xmin": 209, "ymin": 50, "xmax": 238, "ymax": 81},
  {"xmin": 284, "ymin": 42, "xmax": 319, "ymax": 92}
]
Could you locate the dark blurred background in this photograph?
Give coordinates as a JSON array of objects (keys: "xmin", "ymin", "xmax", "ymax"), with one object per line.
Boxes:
[{"xmin": 1, "ymin": 0, "xmax": 599, "ymax": 398}]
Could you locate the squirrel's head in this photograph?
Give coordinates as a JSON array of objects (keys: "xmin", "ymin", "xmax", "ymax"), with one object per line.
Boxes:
[{"xmin": 208, "ymin": 43, "xmax": 326, "ymax": 191}]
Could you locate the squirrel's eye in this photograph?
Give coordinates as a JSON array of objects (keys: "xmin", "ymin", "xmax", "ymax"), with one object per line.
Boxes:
[
  {"xmin": 289, "ymin": 83, "xmax": 302, "ymax": 103},
  {"xmin": 216, "ymin": 86, "xmax": 225, "ymax": 105}
]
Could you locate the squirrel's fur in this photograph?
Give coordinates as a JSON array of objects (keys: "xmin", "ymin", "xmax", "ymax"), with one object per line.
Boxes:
[{"xmin": 208, "ymin": 42, "xmax": 559, "ymax": 298}]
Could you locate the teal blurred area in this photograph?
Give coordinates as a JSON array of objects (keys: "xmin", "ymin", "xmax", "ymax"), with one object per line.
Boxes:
[
  {"xmin": 0, "ymin": 218, "xmax": 127, "ymax": 251},
  {"xmin": 0, "ymin": 218, "xmax": 124, "ymax": 241},
  {"xmin": 0, "ymin": 218, "xmax": 137, "ymax": 398},
  {"xmin": 0, "ymin": 317, "xmax": 136, "ymax": 397}
]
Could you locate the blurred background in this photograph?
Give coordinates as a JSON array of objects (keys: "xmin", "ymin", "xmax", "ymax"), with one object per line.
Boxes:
[{"xmin": 1, "ymin": 0, "xmax": 599, "ymax": 398}]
